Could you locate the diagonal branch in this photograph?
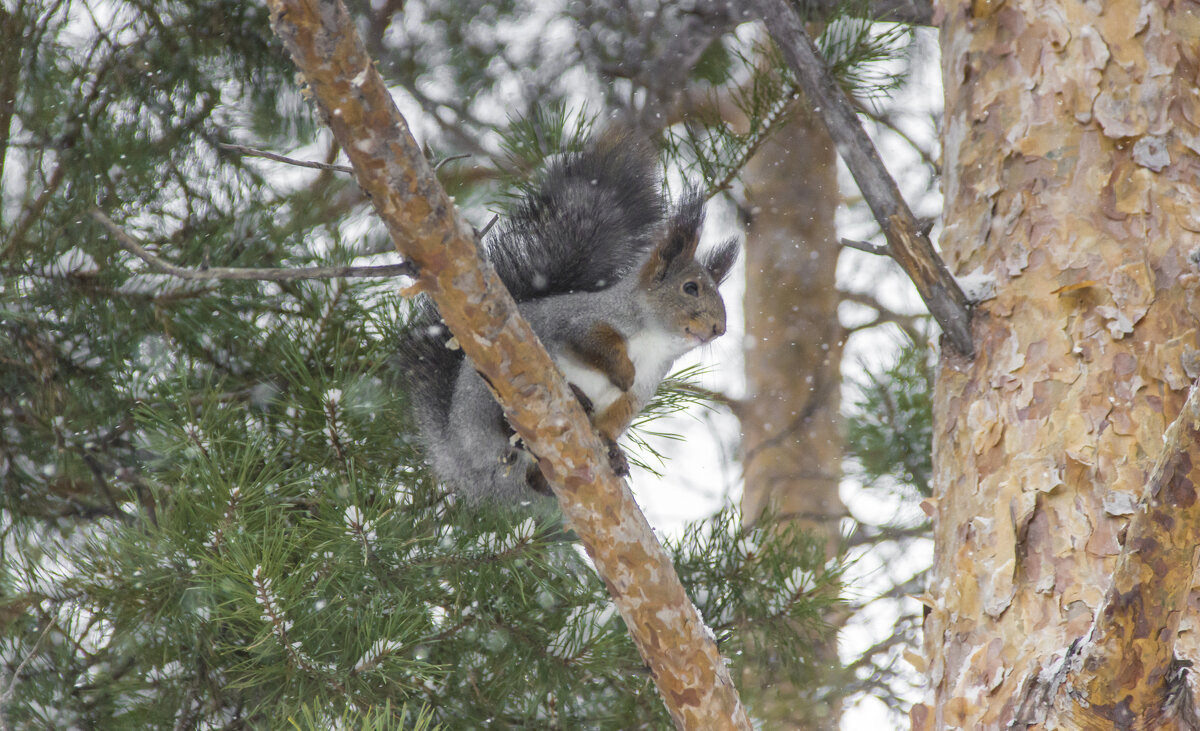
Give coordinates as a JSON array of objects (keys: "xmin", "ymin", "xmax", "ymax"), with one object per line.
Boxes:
[
  {"xmin": 91, "ymin": 209, "xmax": 416, "ymax": 281},
  {"xmin": 263, "ymin": 1, "xmax": 750, "ymax": 728},
  {"xmin": 752, "ymin": 0, "xmax": 975, "ymax": 357},
  {"xmin": 0, "ymin": 616, "xmax": 55, "ymax": 712}
]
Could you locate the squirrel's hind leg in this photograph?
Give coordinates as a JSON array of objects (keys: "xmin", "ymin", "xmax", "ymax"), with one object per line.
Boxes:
[{"xmin": 568, "ymin": 382, "xmax": 630, "ymax": 477}]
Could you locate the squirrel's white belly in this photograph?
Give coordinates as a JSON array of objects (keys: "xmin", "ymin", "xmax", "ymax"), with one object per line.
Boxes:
[
  {"xmin": 556, "ymin": 328, "xmax": 689, "ymax": 421},
  {"xmin": 627, "ymin": 328, "xmax": 690, "ymax": 403}
]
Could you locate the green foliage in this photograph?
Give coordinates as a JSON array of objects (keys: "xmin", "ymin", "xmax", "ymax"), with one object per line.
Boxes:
[
  {"xmin": 817, "ymin": 3, "xmax": 915, "ymax": 101},
  {"xmin": 846, "ymin": 341, "xmax": 935, "ymax": 496},
  {"xmin": 288, "ymin": 702, "xmax": 440, "ymax": 731},
  {"xmin": 673, "ymin": 508, "xmax": 843, "ymax": 659},
  {"xmin": 496, "ymin": 103, "xmax": 599, "ymax": 185},
  {"xmin": 625, "ymin": 364, "xmax": 722, "ymax": 475},
  {"xmin": 662, "ymin": 36, "xmax": 801, "ymax": 199},
  {"xmin": 0, "ymin": 1, "xmax": 896, "ymax": 727},
  {"xmin": 3, "ymin": 332, "xmax": 843, "ymax": 726}
]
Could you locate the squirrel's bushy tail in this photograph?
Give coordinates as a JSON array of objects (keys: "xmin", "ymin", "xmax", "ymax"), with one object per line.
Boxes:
[
  {"xmin": 488, "ymin": 133, "xmax": 664, "ymax": 300},
  {"xmin": 397, "ymin": 133, "xmax": 665, "ymax": 476}
]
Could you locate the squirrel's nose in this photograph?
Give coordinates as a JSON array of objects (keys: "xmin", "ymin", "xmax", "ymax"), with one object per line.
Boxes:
[{"xmin": 712, "ymin": 321, "xmax": 725, "ymax": 338}]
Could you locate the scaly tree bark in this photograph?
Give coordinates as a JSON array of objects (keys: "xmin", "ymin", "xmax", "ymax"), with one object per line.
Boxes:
[
  {"xmin": 911, "ymin": 1, "xmax": 1200, "ymax": 727},
  {"xmin": 264, "ymin": 1, "xmax": 751, "ymax": 728},
  {"xmin": 740, "ymin": 110, "xmax": 846, "ymax": 729}
]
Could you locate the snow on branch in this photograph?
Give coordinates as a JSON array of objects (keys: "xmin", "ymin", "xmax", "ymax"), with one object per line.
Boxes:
[{"xmin": 263, "ymin": 0, "xmax": 751, "ymax": 728}]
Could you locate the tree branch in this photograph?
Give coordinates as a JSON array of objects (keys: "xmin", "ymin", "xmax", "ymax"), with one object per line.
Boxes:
[
  {"xmin": 850, "ymin": 98, "xmax": 941, "ymax": 176},
  {"xmin": 840, "ymin": 237, "xmax": 888, "ymax": 256},
  {"xmin": 839, "ymin": 289, "xmax": 928, "ymax": 343},
  {"xmin": 217, "ymin": 142, "xmax": 355, "ymax": 173},
  {"xmin": 263, "ymin": 1, "xmax": 751, "ymax": 728},
  {"xmin": 0, "ymin": 617, "xmax": 54, "ymax": 714},
  {"xmin": 91, "ymin": 209, "xmax": 416, "ymax": 281},
  {"xmin": 752, "ymin": 0, "xmax": 975, "ymax": 357}
]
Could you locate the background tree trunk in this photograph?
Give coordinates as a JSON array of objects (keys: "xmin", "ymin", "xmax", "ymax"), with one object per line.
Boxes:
[
  {"xmin": 741, "ymin": 111, "xmax": 845, "ymax": 547},
  {"xmin": 740, "ymin": 108, "xmax": 847, "ymax": 729},
  {"xmin": 914, "ymin": 1, "xmax": 1200, "ymax": 727}
]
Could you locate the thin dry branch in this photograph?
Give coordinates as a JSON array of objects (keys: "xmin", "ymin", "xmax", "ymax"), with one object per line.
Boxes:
[
  {"xmin": 91, "ymin": 210, "xmax": 415, "ymax": 281},
  {"xmin": 850, "ymin": 98, "xmax": 941, "ymax": 175},
  {"xmin": 434, "ymin": 152, "xmax": 470, "ymax": 171},
  {"xmin": 218, "ymin": 142, "xmax": 355, "ymax": 173},
  {"xmin": 753, "ymin": 0, "xmax": 974, "ymax": 357},
  {"xmin": 0, "ymin": 617, "xmax": 55, "ymax": 712},
  {"xmin": 263, "ymin": 1, "xmax": 751, "ymax": 728},
  {"xmin": 840, "ymin": 237, "xmax": 888, "ymax": 256},
  {"xmin": 840, "ymin": 289, "xmax": 928, "ymax": 343}
]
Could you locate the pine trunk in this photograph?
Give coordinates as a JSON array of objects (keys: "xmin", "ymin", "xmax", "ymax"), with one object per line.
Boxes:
[
  {"xmin": 742, "ymin": 113, "xmax": 845, "ymax": 544},
  {"xmin": 741, "ymin": 110, "xmax": 846, "ymax": 728},
  {"xmin": 915, "ymin": 1, "xmax": 1200, "ymax": 727}
]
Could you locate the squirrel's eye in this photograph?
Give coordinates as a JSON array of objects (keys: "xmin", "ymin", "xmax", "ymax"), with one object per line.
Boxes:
[{"xmin": 683, "ymin": 281, "xmax": 699, "ymax": 296}]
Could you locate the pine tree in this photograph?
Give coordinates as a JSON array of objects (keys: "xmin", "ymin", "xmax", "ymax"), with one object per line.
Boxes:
[{"xmin": 0, "ymin": 1, "xmax": 894, "ymax": 727}]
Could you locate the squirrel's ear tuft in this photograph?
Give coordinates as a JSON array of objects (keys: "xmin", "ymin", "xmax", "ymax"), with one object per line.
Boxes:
[
  {"xmin": 655, "ymin": 186, "xmax": 705, "ymax": 271},
  {"xmin": 704, "ymin": 237, "xmax": 739, "ymax": 285}
]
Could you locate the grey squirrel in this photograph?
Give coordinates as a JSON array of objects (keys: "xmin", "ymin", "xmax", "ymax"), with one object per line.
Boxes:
[{"xmin": 399, "ymin": 134, "xmax": 737, "ymax": 506}]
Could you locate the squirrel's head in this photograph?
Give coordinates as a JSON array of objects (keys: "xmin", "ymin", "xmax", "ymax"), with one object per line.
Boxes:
[{"xmin": 637, "ymin": 186, "xmax": 739, "ymax": 345}]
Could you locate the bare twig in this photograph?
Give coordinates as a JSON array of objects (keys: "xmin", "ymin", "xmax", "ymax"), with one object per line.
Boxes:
[
  {"xmin": 90, "ymin": 209, "xmax": 416, "ymax": 281},
  {"xmin": 842, "ymin": 620, "xmax": 919, "ymax": 675},
  {"xmin": 753, "ymin": 0, "xmax": 974, "ymax": 356},
  {"xmin": 851, "ymin": 98, "xmax": 941, "ymax": 175},
  {"xmin": 80, "ymin": 452, "xmax": 133, "ymax": 525},
  {"xmin": 218, "ymin": 142, "xmax": 354, "ymax": 173},
  {"xmin": 0, "ymin": 617, "xmax": 55, "ymax": 714},
  {"xmin": 434, "ymin": 152, "xmax": 470, "ymax": 171},
  {"xmin": 840, "ymin": 289, "xmax": 928, "ymax": 343},
  {"xmin": 840, "ymin": 238, "xmax": 888, "ymax": 256},
  {"xmin": 478, "ymin": 213, "xmax": 499, "ymax": 239}
]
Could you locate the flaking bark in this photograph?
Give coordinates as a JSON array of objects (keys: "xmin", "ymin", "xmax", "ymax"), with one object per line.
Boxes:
[
  {"xmin": 263, "ymin": 1, "xmax": 751, "ymax": 728},
  {"xmin": 1024, "ymin": 377, "xmax": 1200, "ymax": 728},
  {"xmin": 913, "ymin": 1, "xmax": 1200, "ymax": 728}
]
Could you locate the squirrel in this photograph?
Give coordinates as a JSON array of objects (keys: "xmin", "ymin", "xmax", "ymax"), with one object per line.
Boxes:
[{"xmin": 398, "ymin": 134, "xmax": 738, "ymax": 507}]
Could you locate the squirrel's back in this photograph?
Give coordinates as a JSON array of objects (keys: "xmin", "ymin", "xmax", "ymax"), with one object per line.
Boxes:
[{"xmin": 488, "ymin": 133, "xmax": 664, "ymax": 301}]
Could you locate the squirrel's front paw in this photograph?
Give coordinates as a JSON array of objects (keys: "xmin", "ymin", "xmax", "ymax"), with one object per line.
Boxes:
[{"xmin": 604, "ymin": 438, "xmax": 630, "ymax": 476}]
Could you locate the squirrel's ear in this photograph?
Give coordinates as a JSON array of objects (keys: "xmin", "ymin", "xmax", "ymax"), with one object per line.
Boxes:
[
  {"xmin": 704, "ymin": 237, "xmax": 739, "ymax": 285},
  {"xmin": 646, "ymin": 186, "xmax": 705, "ymax": 281}
]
